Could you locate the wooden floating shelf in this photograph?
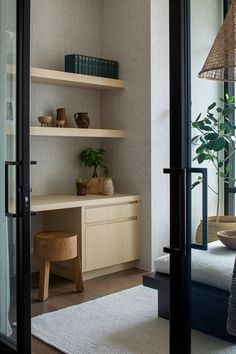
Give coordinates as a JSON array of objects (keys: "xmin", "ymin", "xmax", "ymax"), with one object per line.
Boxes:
[
  {"xmin": 8, "ymin": 65, "xmax": 125, "ymax": 90},
  {"xmin": 7, "ymin": 126, "xmax": 126, "ymax": 138},
  {"xmin": 31, "ymin": 67, "xmax": 126, "ymax": 90},
  {"xmin": 31, "ymin": 127, "xmax": 126, "ymax": 138}
]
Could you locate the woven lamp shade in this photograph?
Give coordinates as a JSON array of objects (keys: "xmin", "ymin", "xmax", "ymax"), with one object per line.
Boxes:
[{"xmin": 198, "ymin": 0, "xmax": 236, "ymax": 82}]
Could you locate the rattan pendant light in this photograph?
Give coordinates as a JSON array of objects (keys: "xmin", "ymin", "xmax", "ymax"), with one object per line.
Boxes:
[{"xmin": 198, "ymin": 0, "xmax": 236, "ymax": 82}]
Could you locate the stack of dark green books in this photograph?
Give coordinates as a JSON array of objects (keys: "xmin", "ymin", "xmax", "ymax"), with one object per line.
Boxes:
[{"xmin": 65, "ymin": 54, "xmax": 119, "ymax": 79}]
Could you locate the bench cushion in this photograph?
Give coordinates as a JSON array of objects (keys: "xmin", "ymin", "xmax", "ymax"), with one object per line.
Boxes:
[{"xmin": 154, "ymin": 241, "xmax": 236, "ymax": 291}]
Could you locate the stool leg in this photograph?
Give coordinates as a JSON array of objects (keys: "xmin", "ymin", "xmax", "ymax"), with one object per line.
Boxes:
[
  {"xmin": 39, "ymin": 260, "xmax": 50, "ymax": 301},
  {"xmin": 73, "ymin": 256, "xmax": 84, "ymax": 292}
]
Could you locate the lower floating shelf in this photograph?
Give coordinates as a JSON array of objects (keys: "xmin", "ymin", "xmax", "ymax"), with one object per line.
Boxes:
[{"xmin": 30, "ymin": 127, "xmax": 126, "ymax": 138}]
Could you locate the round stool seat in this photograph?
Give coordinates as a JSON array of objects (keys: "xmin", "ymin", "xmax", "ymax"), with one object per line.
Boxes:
[{"xmin": 34, "ymin": 231, "xmax": 77, "ymax": 262}]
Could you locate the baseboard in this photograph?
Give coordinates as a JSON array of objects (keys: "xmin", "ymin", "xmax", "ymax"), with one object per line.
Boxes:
[{"xmin": 50, "ymin": 261, "xmax": 138, "ymax": 281}]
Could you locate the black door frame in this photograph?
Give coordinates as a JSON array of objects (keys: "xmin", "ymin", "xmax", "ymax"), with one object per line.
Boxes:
[
  {"xmin": 0, "ymin": 0, "xmax": 31, "ymax": 353},
  {"xmin": 168, "ymin": 0, "xmax": 191, "ymax": 353},
  {"xmin": 169, "ymin": 0, "xmax": 227, "ymax": 353}
]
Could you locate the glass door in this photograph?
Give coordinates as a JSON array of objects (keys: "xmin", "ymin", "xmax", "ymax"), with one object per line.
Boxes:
[
  {"xmin": 0, "ymin": 0, "xmax": 31, "ymax": 353},
  {"xmin": 168, "ymin": 0, "xmax": 236, "ymax": 353}
]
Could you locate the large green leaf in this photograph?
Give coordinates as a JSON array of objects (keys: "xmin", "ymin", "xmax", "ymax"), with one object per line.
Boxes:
[
  {"xmin": 213, "ymin": 137, "xmax": 226, "ymax": 151},
  {"xmin": 191, "ymin": 180, "xmax": 201, "ymax": 189},
  {"xmin": 196, "ymin": 144, "xmax": 205, "ymax": 154},
  {"xmin": 227, "ymin": 96, "xmax": 235, "ymax": 103},
  {"xmin": 191, "ymin": 135, "xmax": 200, "ymax": 143},
  {"xmin": 196, "ymin": 113, "xmax": 202, "ymax": 121},
  {"xmin": 198, "ymin": 153, "xmax": 206, "ymax": 164},
  {"xmin": 208, "ymin": 102, "xmax": 216, "ymax": 111},
  {"xmin": 205, "ymin": 141, "xmax": 215, "ymax": 150},
  {"xmin": 201, "ymin": 125, "xmax": 213, "ymax": 131},
  {"xmin": 205, "ymin": 133, "xmax": 218, "ymax": 141}
]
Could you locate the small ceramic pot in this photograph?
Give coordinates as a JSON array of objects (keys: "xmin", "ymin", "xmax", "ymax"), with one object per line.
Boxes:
[
  {"xmin": 74, "ymin": 112, "xmax": 90, "ymax": 128},
  {"xmin": 76, "ymin": 182, "xmax": 86, "ymax": 196},
  {"xmin": 38, "ymin": 116, "xmax": 52, "ymax": 127},
  {"xmin": 102, "ymin": 177, "xmax": 114, "ymax": 196},
  {"xmin": 56, "ymin": 108, "xmax": 68, "ymax": 127}
]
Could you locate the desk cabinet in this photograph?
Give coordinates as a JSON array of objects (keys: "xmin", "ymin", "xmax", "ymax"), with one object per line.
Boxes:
[
  {"xmin": 38, "ymin": 194, "xmax": 140, "ymax": 279},
  {"xmin": 83, "ymin": 204, "xmax": 139, "ymax": 272}
]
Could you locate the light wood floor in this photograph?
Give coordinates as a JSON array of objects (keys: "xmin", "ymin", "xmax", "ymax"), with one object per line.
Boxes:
[{"xmin": 31, "ymin": 268, "xmax": 147, "ymax": 354}]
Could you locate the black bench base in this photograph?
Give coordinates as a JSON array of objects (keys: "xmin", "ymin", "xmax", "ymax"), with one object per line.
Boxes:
[{"xmin": 143, "ymin": 272, "xmax": 236, "ymax": 344}]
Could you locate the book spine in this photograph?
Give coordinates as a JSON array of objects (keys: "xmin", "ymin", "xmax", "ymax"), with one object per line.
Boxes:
[
  {"xmin": 114, "ymin": 61, "xmax": 119, "ymax": 79},
  {"xmin": 91, "ymin": 57, "xmax": 96, "ymax": 76},
  {"xmin": 84, "ymin": 56, "xmax": 89, "ymax": 75},
  {"xmin": 65, "ymin": 54, "xmax": 78, "ymax": 73},
  {"xmin": 102, "ymin": 59, "xmax": 108, "ymax": 77},
  {"xmin": 78, "ymin": 55, "xmax": 83, "ymax": 74},
  {"xmin": 80, "ymin": 55, "xmax": 84, "ymax": 74},
  {"xmin": 95, "ymin": 58, "xmax": 99, "ymax": 76},
  {"xmin": 88, "ymin": 57, "xmax": 93, "ymax": 76},
  {"xmin": 98, "ymin": 58, "xmax": 102, "ymax": 77},
  {"xmin": 107, "ymin": 60, "xmax": 112, "ymax": 78}
]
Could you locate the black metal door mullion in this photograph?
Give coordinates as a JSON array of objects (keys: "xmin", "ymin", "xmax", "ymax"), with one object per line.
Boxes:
[
  {"xmin": 169, "ymin": 0, "xmax": 191, "ymax": 353},
  {"xmin": 16, "ymin": 0, "xmax": 31, "ymax": 353}
]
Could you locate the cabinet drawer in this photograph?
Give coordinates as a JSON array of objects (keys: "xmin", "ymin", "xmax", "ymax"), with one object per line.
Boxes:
[
  {"xmin": 85, "ymin": 203, "xmax": 138, "ymax": 224},
  {"xmin": 84, "ymin": 219, "xmax": 139, "ymax": 271}
]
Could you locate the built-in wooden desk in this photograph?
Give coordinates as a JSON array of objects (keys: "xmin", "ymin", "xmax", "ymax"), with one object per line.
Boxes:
[{"xmin": 31, "ymin": 193, "xmax": 140, "ymax": 280}]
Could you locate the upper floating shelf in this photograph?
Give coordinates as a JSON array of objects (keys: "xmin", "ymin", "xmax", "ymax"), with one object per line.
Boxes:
[
  {"xmin": 31, "ymin": 67, "xmax": 126, "ymax": 90},
  {"xmin": 8, "ymin": 65, "xmax": 125, "ymax": 89}
]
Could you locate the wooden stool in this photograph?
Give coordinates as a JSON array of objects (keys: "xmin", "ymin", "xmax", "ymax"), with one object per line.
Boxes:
[{"xmin": 34, "ymin": 231, "xmax": 84, "ymax": 301}]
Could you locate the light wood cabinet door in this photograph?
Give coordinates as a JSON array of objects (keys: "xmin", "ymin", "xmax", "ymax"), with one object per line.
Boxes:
[{"xmin": 84, "ymin": 220, "xmax": 138, "ymax": 271}]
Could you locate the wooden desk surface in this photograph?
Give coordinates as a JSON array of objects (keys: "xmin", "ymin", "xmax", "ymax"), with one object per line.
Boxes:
[{"xmin": 31, "ymin": 193, "xmax": 140, "ymax": 212}]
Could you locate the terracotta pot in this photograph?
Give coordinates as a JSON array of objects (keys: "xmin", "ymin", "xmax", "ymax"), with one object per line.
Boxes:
[
  {"xmin": 56, "ymin": 108, "xmax": 68, "ymax": 127},
  {"xmin": 86, "ymin": 178, "xmax": 103, "ymax": 194},
  {"xmin": 196, "ymin": 216, "xmax": 236, "ymax": 244},
  {"xmin": 76, "ymin": 182, "xmax": 86, "ymax": 196},
  {"xmin": 74, "ymin": 112, "xmax": 90, "ymax": 128},
  {"xmin": 102, "ymin": 177, "xmax": 114, "ymax": 196}
]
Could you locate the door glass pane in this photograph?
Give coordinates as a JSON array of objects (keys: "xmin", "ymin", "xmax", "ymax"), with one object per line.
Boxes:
[
  {"xmin": 0, "ymin": 0, "xmax": 17, "ymax": 347},
  {"xmin": 191, "ymin": 0, "xmax": 236, "ymax": 352}
]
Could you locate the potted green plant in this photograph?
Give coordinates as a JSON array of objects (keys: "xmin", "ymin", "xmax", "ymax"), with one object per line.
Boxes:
[
  {"xmin": 76, "ymin": 178, "xmax": 87, "ymax": 196},
  {"xmin": 192, "ymin": 94, "xmax": 236, "ymax": 243},
  {"xmin": 80, "ymin": 147, "xmax": 108, "ymax": 194}
]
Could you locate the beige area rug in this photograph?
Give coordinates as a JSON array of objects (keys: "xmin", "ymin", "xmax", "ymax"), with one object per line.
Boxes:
[{"xmin": 31, "ymin": 285, "xmax": 236, "ymax": 354}]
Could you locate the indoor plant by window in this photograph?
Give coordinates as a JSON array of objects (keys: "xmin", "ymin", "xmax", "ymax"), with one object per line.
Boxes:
[
  {"xmin": 80, "ymin": 147, "xmax": 108, "ymax": 194},
  {"xmin": 192, "ymin": 95, "xmax": 236, "ymax": 243}
]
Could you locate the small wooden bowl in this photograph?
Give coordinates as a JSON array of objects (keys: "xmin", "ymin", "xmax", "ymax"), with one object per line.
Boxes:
[
  {"xmin": 217, "ymin": 230, "xmax": 236, "ymax": 250},
  {"xmin": 38, "ymin": 116, "xmax": 52, "ymax": 126}
]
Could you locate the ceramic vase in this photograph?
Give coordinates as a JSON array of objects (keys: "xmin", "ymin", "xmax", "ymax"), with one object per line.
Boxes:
[
  {"xmin": 74, "ymin": 112, "xmax": 90, "ymax": 128},
  {"xmin": 56, "ymin": 108, "xmax": 68, "ymax": 127},
  {"xmin": 102, "ymin": 177, "xmax": 114, "ymax": 196}
]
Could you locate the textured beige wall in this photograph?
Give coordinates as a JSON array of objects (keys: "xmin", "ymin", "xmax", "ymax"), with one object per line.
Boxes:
[
  {"xmin": 30, "ymin": 0, "xmax": 152, "ymax": 272},
  {"xmin": 30, "ymin": 0, "xmax": 103, "ymax": 271},
  {"xmin": 100, "ymin": 0, "xmax": 152, "ymax": 270},
  {"xmin": 30, "ymin": 0, "xmax": 102, "ymax": 196}
]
